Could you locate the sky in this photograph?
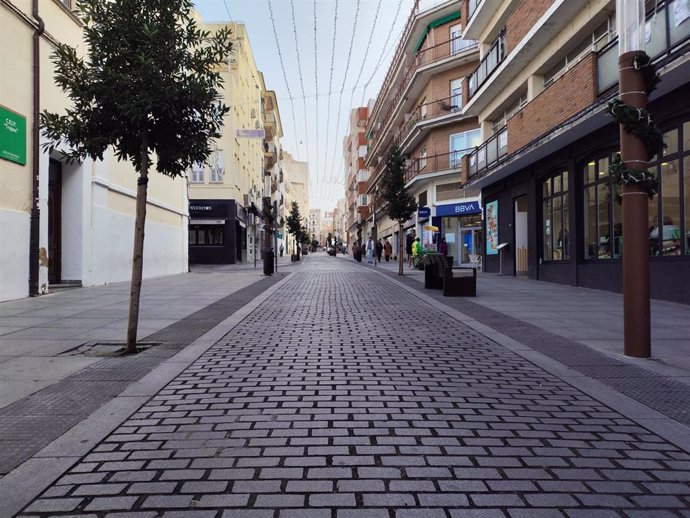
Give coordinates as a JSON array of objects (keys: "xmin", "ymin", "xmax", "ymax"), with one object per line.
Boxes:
[{"xmin": 192, "ymin": 0, "xmax": 418, "ymax": 212}]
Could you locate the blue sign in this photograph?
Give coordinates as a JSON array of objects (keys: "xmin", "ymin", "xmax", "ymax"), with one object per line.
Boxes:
[
  {"xmin": 418, "ymin": 206, "xmax": 431, "ymax": 219},
  {"xmin": 436, "ymin": 201, "xmax": 481, "ymax": 217}
]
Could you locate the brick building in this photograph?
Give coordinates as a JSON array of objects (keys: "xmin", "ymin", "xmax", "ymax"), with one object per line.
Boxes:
[
  {"xmin": 365, "ymin": 0, "xmax": 482, "ymax": 265},
  {"xmin": 462, "ymin": 0, "xmax": 690, "ymax": 303}
]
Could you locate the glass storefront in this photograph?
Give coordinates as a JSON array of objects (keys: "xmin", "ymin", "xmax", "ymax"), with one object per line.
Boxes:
[{"xmin": 441, "ymin": 214, "xmax": 483, "ymax": 267}]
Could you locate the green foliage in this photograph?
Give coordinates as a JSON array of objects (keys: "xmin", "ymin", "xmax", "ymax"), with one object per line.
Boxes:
[
  {"xmin": 606, "ymin": 99, "xmax": 665, "ymax": 161},
  {"xmin": 380, "ymin": 144, "xmax": 417, "ymax": 223},
  {"xmin": 609, "ymin": 155, "xmax": 658, "ymax": 199},
  {"xmin": 300, "ymin": 226, "xmax": 309, "ymax": 244},
  {"xmin": 286, "ymin": 201, "xmax": 302, "ymax": 240},
  {"xmin": 40, "ymin": 0, "xmax": 233, "ymax": 177}
]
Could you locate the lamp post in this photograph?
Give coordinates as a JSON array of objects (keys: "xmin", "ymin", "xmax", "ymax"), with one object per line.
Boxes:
[{"xmin": 617, "ymin": 0, "xmax": 650, "ymax": 357}]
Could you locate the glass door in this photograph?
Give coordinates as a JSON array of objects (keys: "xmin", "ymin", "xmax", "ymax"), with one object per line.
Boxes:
[
  {"xmin": 460, "ymin": 226, "xmax": 483, "ymax": 267},
  {"xmin": 450, "ymin": 79, "xmax": 462, "ymax": 110}
]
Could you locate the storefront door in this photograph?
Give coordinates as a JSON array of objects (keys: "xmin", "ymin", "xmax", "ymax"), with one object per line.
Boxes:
[
  {"xmin": 48, "ymin": 160, "xmax": 62, "ymax": 284},
  {"xmin": 460, "ymin": 227, "xmax": 482, "ymax": 265}
]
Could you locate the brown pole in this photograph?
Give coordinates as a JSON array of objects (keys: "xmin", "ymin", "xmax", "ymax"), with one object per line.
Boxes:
[{"xmin": 619, "ymin": 51, "xmax": 651, "ymax": 358}]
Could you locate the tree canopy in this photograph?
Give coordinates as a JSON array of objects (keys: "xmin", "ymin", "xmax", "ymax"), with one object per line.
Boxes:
[
  {"xmin": 380, "ymin": 144, "xmax": 417, "ymax": 223},
  {"xmin": 40, "ymin": 0, "xmax": 232, "ymax": 177}
]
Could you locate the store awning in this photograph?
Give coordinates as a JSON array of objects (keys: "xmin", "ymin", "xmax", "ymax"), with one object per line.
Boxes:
[{"xmin": 413, "ymin": 11, "xmax": 461, "ymax": 53}]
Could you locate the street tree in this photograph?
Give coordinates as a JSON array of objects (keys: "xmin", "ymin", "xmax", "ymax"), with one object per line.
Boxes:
[
  {"xmin": 380, "ymin": 144, "xmax": 417, "ymax": 275},
  {"xmin": 40, "ymin": 0, "xmax": 232, "ymax": 353},
  {"xmin": 286, "ymin": 201, "xmax": 303, "ymax": 259}
]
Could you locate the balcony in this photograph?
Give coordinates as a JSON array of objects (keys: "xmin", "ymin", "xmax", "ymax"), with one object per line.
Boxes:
[
  {"xmin": 264, "ymin": 112, "xmax": 276, "ymax": 138},
  {"xmin": 467, "ymin": 126, "xmax": 507, "ymax": 179},
  {"xmin": 465, "ymin": 0, "xmax": 584, "ymax": 114},
  {"xmin": 264, "ymin": 141, "xmax": 278, "ymax": 169},
  {"xmin": 397, "ymin": 94, "xmax": 464, "ymax": 148},
  {"xmin": 597, "ymin": 0, "xmax": 690, "ymax": 94},
  {"xmin": 404, "ymin": 148, "xmax": 472, "ymax": 184},
  {"xmin": 467, "ymin": 30, "xmax": 505, "ymax": 99},
  {"xmin": 368, "ymin": 37, "xmax": 478, "ymax": 162}
]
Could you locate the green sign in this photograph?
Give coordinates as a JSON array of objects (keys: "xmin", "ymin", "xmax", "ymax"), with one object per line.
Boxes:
[
  {"xmin": 0, "ymin": 106, "xmax": 27, "ymax": 165},
  {"xmin": 276, "ymin": 232, "xmax": 283, "ymax": 239}
]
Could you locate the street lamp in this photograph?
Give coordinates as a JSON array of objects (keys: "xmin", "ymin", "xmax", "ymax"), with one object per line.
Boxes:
[{"xmin": 616, "ymin": 0, "xmax": 650, "ymax": 357}]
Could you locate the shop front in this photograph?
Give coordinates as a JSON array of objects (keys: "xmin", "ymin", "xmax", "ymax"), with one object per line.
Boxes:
[
  {"xmin": 436, "ymin": 200, "xmax": 483, "ymax": 267},
  {"xmin": 188, "ymin": 200, "xmax": 247, "ymax": 264}
]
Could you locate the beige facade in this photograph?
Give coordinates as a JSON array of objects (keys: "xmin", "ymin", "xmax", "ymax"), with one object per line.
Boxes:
[
  {"xmin": 364, "ymin": 0, "xmax": 481, "ymax": 264},
  {"xmin": 0, "ymin": 0, "xmax": 188, "ymax": 302}
]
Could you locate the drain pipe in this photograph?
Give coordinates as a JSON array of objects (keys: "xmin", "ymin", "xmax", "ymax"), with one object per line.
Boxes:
[{"xmin": 29, "ymin": 0, "xmax": 44, "ymax": 296}]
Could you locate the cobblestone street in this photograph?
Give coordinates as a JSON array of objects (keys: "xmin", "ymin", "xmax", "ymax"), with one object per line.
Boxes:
[{"xmin": 13, "ymin": 257, "xmax": 690, "ymax": 517}]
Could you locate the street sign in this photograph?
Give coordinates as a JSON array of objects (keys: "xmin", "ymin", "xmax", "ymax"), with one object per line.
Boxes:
[
  {"xmin": 276, "ymin": 232, "xmax": 283, "ymax": 238},
  {"xmin": 0, "ymin": 105, "xmax": 26, "ymax": 165}
]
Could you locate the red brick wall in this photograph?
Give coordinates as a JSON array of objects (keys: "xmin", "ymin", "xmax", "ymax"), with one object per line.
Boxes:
[
  {"xmin": 411, "ymin": 120, "xmax": 480, "ymax": 158},
  {"xmin": 507, "ymin": 54, "xmax": 596, "ymax": 153},
  {"xmin": 505, "ymin": 0, "xmax": 554, "ymax": 55}
]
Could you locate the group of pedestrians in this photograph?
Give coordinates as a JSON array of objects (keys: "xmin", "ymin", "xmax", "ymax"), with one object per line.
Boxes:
[{"xmin": 351, "ymin": 237, "xmax": 393, "ymax": 263}]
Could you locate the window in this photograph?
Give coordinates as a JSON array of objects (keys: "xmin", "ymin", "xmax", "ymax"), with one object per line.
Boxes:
[
  {"xmin": 190, "ymin": 162, "xmax": 205, "ymax": 183},
  {"xmin": 210, "ymin": 150, "xmax": 224, "ymax": 182},
  {"xmin": 542, "ymin": 171, "xmax": 569, "ymax": 261},
  {"xmin": 450, "ymin": 79, "xmax": 462, "ymax": 110},
  {"xmin": 420, "ymin": 98, "xmax": 428, "ymax": 119},
  {"xmin": 436, "ymin": 182, "xmax": 463, "ymax": 202},
  {"xmin": 418, "ymin": 191, "xmax": 427, "ymax": 207},
  {"xmin": 450, "ymin": 24, "xmax": 463, "ymax": 54},
  {"xmin": 450, "ymin": 129, "xmax": 481, "ymax": 167},
  {"xmin": 583, "ymin": 153, "xmax": 623, "ymax": 260},
  {"xmin": 189, "ymin": 225, "xmax": 224, "ymax": 246},
  {"xmin": 420, "ymin": 147, "xmax": 427, "ymax": 170},
  {"xmin": 648, "ymin": 122, "xmax": 690, "ymax": 256}
]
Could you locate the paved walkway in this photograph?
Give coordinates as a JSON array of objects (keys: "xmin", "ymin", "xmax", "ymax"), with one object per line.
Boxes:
[{"xmin": 7, "ymin": 255, "xmax": 689, "ymax": 517}]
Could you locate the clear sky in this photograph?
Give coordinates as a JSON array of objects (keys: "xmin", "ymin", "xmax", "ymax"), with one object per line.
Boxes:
[{"xmin": 192, "ymin": 0, "xmax": 417, "ymax": 212}]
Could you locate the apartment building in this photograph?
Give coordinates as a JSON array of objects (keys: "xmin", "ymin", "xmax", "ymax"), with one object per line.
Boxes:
[
  {"xmin": 365, "ymin": 0, "xmax": 482, "ymax": 266},
  {"xmin": 188, "ymin": 22, "xmax": 275, "ymax": 265},
  {"xmin": 322, "ymin": 211, "xmax": 335, "ymax": 244},
  {"xmin": 461, "ymin": 0, "xmax": 690, "ymax": 303},
  {"xmin": 1, "ymin": 0, "xmax": 188, "ymax": 302},
  {"xmin": 344, "ymin": 106, "xmax": 370, "ymax": 248},
  {"xmin": 280, "ymin": 151, "xmax": 310, "ymax": 254},
  {"xmin": 334, "ymin": 198, "xmax": 348, "ymax": 247},
  {"xmin": 308, "ymin": 209, "xmax": 322, "ymax": 245}
]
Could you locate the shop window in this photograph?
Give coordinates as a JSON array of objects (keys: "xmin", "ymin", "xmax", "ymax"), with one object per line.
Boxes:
[
  {"xmin": 189, "ymin": 226, "xmax": 224, "ymax": 246},
  {"xmin": 583, "ymin": 153, "xmax": 622, "ymax": 260},
  {"xmin": 648, "ymin": 122, "xmax": 690, "ymax": 256},
  {"xmin": 542, "ymin": 171, "xmax": 569, "ymax": 261}
]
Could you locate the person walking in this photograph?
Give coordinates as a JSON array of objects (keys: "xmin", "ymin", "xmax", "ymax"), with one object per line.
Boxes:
[
  {"xmin": 375, "ymin": 239, "xmax": 383, "ymax": 263},
  {"xmin": 438, "ymin": 237, "xmax": 448, "ymax": 256},
  {"xmin": 366, "ymin": 237, "xmax": 374, "ymax": 264},
  {"xmin": 412, "ymin": 236, "xmax": 422, "ymax": 269},
  {"xmin": 406, "ymin": 230, "xmax": 415, "ymax": 268},
  {"xmin": 384, "ymin": 239, "xmax": 392, "ymax": 262}
]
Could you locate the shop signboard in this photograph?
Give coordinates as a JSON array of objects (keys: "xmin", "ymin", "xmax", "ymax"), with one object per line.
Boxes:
[
  {"xmin": 436, "ymin": 200, "xmax": 481, "ymax": 217},
  {"xmin": 0, "ymin": 106, "xmax": 26, "ymax": 165},
  {"xmin": 486, "ymin": 200, "xmax": 499, "ymax": 255},
  {"xmin": 418, "ymin": 206, "xmax": 431, "ymax": 219}
]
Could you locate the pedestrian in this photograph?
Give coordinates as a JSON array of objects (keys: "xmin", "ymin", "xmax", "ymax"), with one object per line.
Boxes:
[
  {"xmin": 438, "ymin": 237, "xmax": 448, "ymax": 256},
  {"xmin": 406, "ymin": 230, "xmax": 415, "ymax": 267},
  {"xmin": 384, "ymin": 239, "xmax": 392, "ymax": 262},
  {"xmin": 376, "ymin": 239, "xmax": 383, "ymax": 262},
  {"xmin": 366, "ymin": 237, "xmax": 374, "ymax": 263},
  {"xmin": 279, "ymin": 244, "xmax": 284, "ymax": 257},
  {"xmin": 412, "ymin": 236, "xmax": 422, "ymax": 269},
  {"xmin": 352, "ymin": 242, "xmax": 358, "ymax": 260}
]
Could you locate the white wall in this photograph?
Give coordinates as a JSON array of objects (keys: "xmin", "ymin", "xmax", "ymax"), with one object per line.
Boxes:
[
  {"xmin": 60, "ymin": 160, "xmax": 88, "ymax": 282},
  {"xmin": 0, "ymin": 209, "xmax": 30, "ymax": 302},
  {"xmin": 89, "ymin": 207, "xmax": 187, "ymax": 286}
]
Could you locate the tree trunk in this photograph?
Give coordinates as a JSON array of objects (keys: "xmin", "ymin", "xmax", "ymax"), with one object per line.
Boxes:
[
  {"xmin": 126, "ymin": 136, "xmax": 149, "ymax": 354},
  {"xmin": 398, "ymin": 222, "xmax": 404, "ymax": 276}
]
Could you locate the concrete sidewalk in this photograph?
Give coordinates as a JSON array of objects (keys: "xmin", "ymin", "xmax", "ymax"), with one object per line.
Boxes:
[
  {"xmin": 343, "ymin": 253, "xmax": 690, "ymax": 377},
  {"xmin": 0, "ymin": 254, "xmax": 300, "ymax": 411}
]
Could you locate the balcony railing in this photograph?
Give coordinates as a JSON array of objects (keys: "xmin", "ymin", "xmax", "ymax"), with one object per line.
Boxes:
[
  {"xmin": 467, "ymin": 126, "xmax": 507, "ymax": 179},
  {"xmin": 371, "ymin": 37, "xmax": 477, "ymax": 153},
  {"xmin": 467, "ymin": 0, "xmax": 481, "ymax": 21},
  {"xmin": 398, "ymin": 94, "xmax": 463, "ymax": 142},
  {"xmin": 468, "ymin": 29, "xmax": 506, "ymax": 99},
  {"xmin": 597, "ymin": 0, "xmax": 690, "ymax": 93},
  {"xmin": 404, "ymin": 148, "xmax": 473, "ymax": 184}
]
